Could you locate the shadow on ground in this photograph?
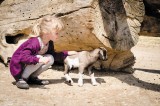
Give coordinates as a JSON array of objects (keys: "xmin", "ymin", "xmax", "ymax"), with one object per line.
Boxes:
[
  {"xmin": 51, "ymin": 64, "xmax": 160, "ymax": 92},
  {"xmin": 9, "ymin": 63, "xmax": 160, "ymax": 92}
]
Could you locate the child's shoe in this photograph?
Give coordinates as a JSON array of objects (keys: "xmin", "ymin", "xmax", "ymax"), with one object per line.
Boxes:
[
  {"xmin": 16, "ymin": 79, "xmax": 29, "ymax": 89},
  {"xmin": 28, "ymin": 77, "xmax": 49, "ymax": 85}
]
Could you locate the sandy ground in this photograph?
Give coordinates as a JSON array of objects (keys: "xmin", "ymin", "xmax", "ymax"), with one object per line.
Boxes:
[{"xmin": 0, "ymin": 36, "xmax": 160, "ymax": 106}]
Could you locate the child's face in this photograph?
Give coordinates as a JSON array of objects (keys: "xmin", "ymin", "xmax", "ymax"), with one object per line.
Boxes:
[{"xmin": 48, "ymin": 29, "xmax": 59, "ymax": 41}]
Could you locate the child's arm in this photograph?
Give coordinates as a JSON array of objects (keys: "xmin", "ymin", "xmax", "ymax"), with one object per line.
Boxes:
[
  {"xmin": 67, "ymin": 51, "xmax": 78, "ymax": 55},
  {"xmin": 20, "ymin": 48, "xmax": 50, "ymax": 65},
  {"xmin": 19, "ymin": 47, "xmax": 39, "ymax": 65},
  {"xmin": 52, "ymin": 51, "xmax": 78, "ymax": 63}
]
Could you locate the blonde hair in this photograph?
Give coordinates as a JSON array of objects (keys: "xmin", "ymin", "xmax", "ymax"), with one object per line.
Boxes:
[{"xmin": 30, "ymin": 15, "xmax": 64, "ymax": 37}]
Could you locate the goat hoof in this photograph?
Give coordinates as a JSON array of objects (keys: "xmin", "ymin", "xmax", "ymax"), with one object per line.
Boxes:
[
  {"xmin": 78, "ymin": 82, "xmax": 83, "ymax": 87},
  {"xmin": 78, "ymin": 79, "xmax": 83, "ymax": 87},
  {"xmin": 92, "ymin": 83, "xmax": 98, "ymax": 86},
  {"xmin": 68, "ymin": 80, "xmax": 71, "ymax": 83},
  {"xmin": 67, "ymin": 80, "xmax": 74, "ymax": 86},
  {"xmin": 78, "ymin": 84, "xmax": 83, "ymax": 87},
  {"xmin": 70, "ymin": 81, "xmax": 74, "ymax": 86}
]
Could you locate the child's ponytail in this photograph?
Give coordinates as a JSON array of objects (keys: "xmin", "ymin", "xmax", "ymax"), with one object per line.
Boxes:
[{"xmin": 29, "ymin": 19, "xmax": 42, "ymax": 37}]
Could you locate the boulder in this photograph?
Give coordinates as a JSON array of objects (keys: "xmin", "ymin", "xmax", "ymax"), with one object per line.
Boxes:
[{"xmin": 0, "ymin": 0, "xmax": 145, "ymax": 72}]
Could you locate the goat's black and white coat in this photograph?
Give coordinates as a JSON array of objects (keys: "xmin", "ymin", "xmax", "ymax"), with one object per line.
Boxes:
[{"xmin": 64, "ymin": 47, "xmax": 107, "ymax": 86}]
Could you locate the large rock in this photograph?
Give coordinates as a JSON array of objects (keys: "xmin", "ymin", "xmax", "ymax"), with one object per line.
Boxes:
[
  {"xmin": 0, "ymin": 0, "xmax": 145, "ymax": 72},
  {"xmin": 140, "ymin": 0, "xmax": 160, "ymax": 36}
]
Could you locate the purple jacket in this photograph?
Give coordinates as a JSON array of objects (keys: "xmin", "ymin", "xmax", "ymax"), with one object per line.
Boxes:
[
  {"xmin": 10, "ymin": 37, "xmax": 40, "ymax": 80},
  {"xmin": 10, "ymin": 37, "xmax": 68, "ymax": 81}
]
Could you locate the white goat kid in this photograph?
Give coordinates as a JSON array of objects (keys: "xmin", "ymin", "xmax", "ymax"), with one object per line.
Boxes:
[{"xmin": 64, "ymin": 47, "xmax": 107, "ymax": 87}]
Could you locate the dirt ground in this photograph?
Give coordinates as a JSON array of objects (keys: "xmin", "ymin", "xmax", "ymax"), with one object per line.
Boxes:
[{"xmin": 0, "ymin": 36, "xmax": 160, "ymax": 106}]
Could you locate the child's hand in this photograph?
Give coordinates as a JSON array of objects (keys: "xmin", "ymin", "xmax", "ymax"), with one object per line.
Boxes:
[{"xmin": 39, "ymin": 57, "xmax": 49, "ymax": 64}]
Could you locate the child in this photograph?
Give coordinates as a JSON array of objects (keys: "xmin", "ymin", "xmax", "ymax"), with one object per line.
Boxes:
[{"xmin": 10, "ymin": 15, "xmax": 77, "ymax": 89}]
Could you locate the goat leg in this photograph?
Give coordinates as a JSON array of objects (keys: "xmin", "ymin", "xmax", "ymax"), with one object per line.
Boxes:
[
  {"xmin": 78, "ymin": 66, "xmax": 85, "ymax": 87},
  {"xmin": 88, "ymin": 65, "xmax": 98, "ymax": 86},
  {"xmin": 64, "ymin": 64, "xmax": 74, "ymax": 85}
]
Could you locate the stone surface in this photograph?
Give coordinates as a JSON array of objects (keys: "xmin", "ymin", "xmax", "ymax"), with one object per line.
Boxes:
[{"xmin": 0, "ymin": 0, "xmax": 145, "ymax": 71}]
